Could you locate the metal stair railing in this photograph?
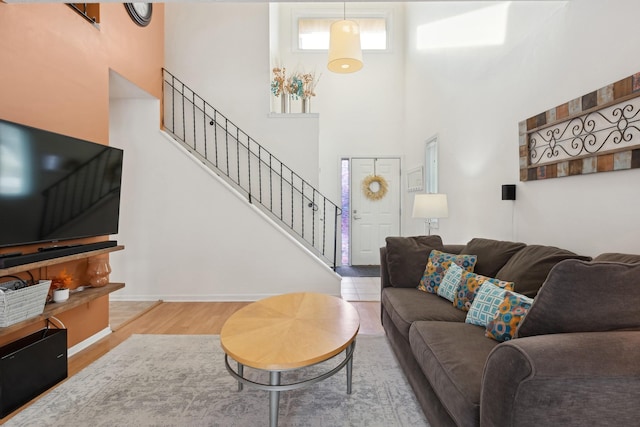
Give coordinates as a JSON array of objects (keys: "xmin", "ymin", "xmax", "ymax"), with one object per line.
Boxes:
[{"xmin": 162, "ymin": 69, "xmax": 341, "ymax": 269}]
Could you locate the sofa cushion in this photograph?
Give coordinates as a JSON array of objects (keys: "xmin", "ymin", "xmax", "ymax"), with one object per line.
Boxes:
[
  {"xmin": 409, "ymin": 321, "xmax": 499, "ymax": 427},
  {"xmin": 460, "ymin": 238, "xmax": 526, "ymax": 277},
  {"xmin": 495, "ymin": 245, "xmax": 591, "ymax": 297},
  {"xmin": 485, "ymin": 290, "xmax": 533, "ymax": 342},
  {"xmin": 453, "ymin": 270, "xmax": 514, "ymax": 311},
  {"xmin": 382, "ymin": 287, "xmax": 466, "ymax": 340},
  {"xmin": 418, "ymin": 250, "xmax": 477, "ymax": 294},
  {"xmin": 385, "ymin": 235, "xmax": 444, "ymax": 288},
  {"xmin": 593, "ymin": 253, "xmax": 640, "ymax": 264},
  {"xmin": 517, "ymin": 259, "xmax": 640, "ymax": 338}
]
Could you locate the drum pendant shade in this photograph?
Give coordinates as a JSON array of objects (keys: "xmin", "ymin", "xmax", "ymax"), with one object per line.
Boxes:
[{"xmin": 327, "ymin": 20, "xmax": 363, "ymax": 73}]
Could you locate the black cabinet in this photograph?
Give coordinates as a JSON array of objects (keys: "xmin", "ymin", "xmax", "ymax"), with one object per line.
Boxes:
[{"xmin": 0, "ymin": 328, "xmax": 67, "ymax": 417}]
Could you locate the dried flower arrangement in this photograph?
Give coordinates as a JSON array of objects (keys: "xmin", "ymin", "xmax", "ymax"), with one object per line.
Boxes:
[
  {"xmin": 271, "ymin": 67, "xmax": 321, "ymax": 99},
  {"xmin": 51, "ymin": 269, "xmax": 73, "ymax": 290},
  {"xmin": 301, "ymin": 72, "xmax": 321, "ymax": 99},
  {"xmin": 271, "ymin": 67, "xmax": 287, "ymax": 97},
  {"xmin": 288, "ymin": 74, "xmax": 304, "ymax": 99}
]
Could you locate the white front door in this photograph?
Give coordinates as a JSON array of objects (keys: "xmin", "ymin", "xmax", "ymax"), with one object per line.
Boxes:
[{"xmin": 350, "ymin": 158, "xmax": 401, "ymax": 265}]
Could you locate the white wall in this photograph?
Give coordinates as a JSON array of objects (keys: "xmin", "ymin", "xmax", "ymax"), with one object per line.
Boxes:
[
  {"xmin": 165, "ymin": 2, "xmax": 408, "ymax": 266},
  {"xmin": 165, "ymin": 2, "xmax": 320, "ymax": 187},
  {"xmin": 157, "ymin": 0, "xmax": 640, "ymax": 270},
  {"xmin": 272, "ymin": 2, "xmax": 407, "ymax": 206},
  {"xmin": 404, "ymin": 0, "xmax": 640, "ymax": 256},
  {"xmin": 108, "ymin": 96, "xmax": 340, "ymax": 301}
]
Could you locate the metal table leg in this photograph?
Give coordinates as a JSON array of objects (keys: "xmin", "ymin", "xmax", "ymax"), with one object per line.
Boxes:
[
  {"xmin": 224, "ymin": 339, "xmax": 356, "ymax": 427},
  {"xmin": 270, "ymin": 371, "xmax": 281, "ymax": 427},
  {"xmin": 346, "ymin": 341, "xmax": 354, "ymax": 394},
  {"xmin": 237, "ymin": 362, "xmax": 244, "ymax": 392}
]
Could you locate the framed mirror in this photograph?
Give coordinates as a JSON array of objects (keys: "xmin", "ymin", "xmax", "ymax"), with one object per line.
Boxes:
[{"xmin": 407, "ymin": 166, "xmax": 424, "ymax": 192}]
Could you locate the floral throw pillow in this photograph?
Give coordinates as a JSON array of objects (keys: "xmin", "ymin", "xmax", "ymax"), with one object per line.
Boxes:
[
  {"xmin": 485, "ymin": 291, "xmax": 534, "ymax": 342},
  {"xmin": 453, "ymin": 270, "xmax": 514, "ymax": 311},
  {"xmin": 418, "ymin": 250, "xmax": 477, "ymax": 294}
]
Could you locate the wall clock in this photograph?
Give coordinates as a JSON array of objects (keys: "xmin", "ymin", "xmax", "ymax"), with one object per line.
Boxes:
[{"xmin": 124, "ymin": 3, "xmax": 152, "ymax": 27}]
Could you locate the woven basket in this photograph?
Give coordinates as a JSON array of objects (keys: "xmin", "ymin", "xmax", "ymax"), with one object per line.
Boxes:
[{"xmin": 0, "ymin": 280, "xmax": 51, "ymax": 327}]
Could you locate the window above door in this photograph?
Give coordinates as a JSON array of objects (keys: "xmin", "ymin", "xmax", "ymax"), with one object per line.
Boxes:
[{"xmin": 298, "ymin": 17, "xmax": 388, "ymax": 51}]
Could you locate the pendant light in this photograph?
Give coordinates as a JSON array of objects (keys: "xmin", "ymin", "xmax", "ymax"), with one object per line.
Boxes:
[{"xmin": 327, "ymin": 3, "xmax": 363, "ymax": 73}]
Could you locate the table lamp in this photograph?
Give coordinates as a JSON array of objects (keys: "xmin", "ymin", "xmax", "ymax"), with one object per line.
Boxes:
[{"xmin": 412, "ymin": 193, "xmax": 448, "ymax": 235}]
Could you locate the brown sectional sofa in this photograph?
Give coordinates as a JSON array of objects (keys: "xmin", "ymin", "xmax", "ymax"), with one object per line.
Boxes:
[{"xmin": 380, "ymin": 236, "xmax": 640, "ymax": 426}]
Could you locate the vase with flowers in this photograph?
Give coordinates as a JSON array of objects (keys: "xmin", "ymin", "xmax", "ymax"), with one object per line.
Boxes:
[
  {"xmin": 271, "ymin": 67, "xmax": 290, "ymax": 113},
  {"xmin": 50, "ymin": 269, "xmax": 73, "ymax": 303},
  {"xmin": 301, "ymin": 72, "xmax": 320, "ymax": 113},
  {"xmin": 287, "ymin": 74, "xmax": 304, "ymax": 101}
]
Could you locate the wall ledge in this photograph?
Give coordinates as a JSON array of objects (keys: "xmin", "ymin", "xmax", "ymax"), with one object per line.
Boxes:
[{"xmin": 268, "ymin": 112, "xmax": 319, "ymax": 119}]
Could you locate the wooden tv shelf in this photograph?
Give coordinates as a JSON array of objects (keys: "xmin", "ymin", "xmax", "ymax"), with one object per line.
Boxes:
[
  {"xmin": 0, "ymin": 283, "xmax": 125, "ymax": 337},
  {"xmin": 0, "ymin": 245, "xmax": 126, "ymax": 337},
  {"xmin": 0, "ymin": 245, "xmax": 124, "ymax": 276}
]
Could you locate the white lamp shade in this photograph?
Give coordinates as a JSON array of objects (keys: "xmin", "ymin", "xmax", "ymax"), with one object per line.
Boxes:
[
  {"xmin": 327, "ymin": 20, "xmax": 363, "ymax": 73},
  {"xmin": 412, "ymin": 194, "xmax": 449, "ymax": 219}
]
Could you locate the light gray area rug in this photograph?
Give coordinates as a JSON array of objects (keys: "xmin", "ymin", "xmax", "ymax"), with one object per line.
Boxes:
[{"xmin": 7, "ymin": 334, "xmax": 429, "ymax": 427}]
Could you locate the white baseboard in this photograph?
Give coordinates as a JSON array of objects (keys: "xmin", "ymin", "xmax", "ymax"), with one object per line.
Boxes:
[{"xmin": 67, "ymin": 326, "xmax": 112, "ymax": 357}]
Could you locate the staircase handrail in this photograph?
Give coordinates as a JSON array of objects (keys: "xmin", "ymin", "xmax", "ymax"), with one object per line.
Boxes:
[{"xmin": 162, "ymin": 68, "xmax": 342, "ymax": 268}]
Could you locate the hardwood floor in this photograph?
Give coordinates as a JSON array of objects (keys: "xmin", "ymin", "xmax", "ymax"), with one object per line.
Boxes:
[
  {"xmin": 109, "ymin": 300, "xmax": 162, "ymax": 330},
  {"xmin": 351, "ymin": 301, "xmax": 385, "ymax": 335},
  {"xmin": 81, "ymin": 300, "xmax": 383, "ymax": 373},
  {"xmin": 70, "ymin": 302, "xmax": 252, "ymax": 376}
]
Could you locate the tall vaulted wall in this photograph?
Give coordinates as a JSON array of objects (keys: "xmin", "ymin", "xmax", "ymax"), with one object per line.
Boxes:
[{"xmin": 402, "ymin": 0, "xmax": 640, "ymax": 255}]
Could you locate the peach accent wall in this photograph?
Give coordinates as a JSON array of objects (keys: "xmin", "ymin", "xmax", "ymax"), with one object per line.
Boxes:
[
  {"xmin": 0, "ymin": 297, "xmax": 108, "ymax": 348},
  {"xmin": 0, "ymin": 3, "xmax": 164, "ymax": 347},
  {"xmin": 0, "ymin": 2, "xmax": 163, "ymax": 143}
]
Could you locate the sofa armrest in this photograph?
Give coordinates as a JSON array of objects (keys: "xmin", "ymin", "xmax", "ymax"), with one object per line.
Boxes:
[
  {"xmin": 481, "ymin": 331, "xmax": 640, "ymax": 426},
  {"xmin": 380, "ymin": 246, "xmax": 391, "ymax": 289}
]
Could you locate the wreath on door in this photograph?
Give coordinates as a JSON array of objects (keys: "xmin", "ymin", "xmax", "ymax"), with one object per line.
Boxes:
[{"xmin": 362, "ymin": 175, "xmax": 388, "ymax": 201}]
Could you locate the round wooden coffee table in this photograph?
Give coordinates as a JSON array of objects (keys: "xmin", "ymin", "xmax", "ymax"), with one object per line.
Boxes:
[{"xmin": 220, "ymin": 292, "xmax": 360, "ymax": 427}]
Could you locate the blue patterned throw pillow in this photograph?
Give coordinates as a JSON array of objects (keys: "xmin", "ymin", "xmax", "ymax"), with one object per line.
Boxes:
[
  {"xmin": 453, "ymin": 270, "xmax": 514, "ymax": 311},
  {"xmin": 437, "ymin": 264, "xmax": 464, "ymax": 302},
  {"xmin": 466, "ymin": 282, "xmax": 509, "ymax": 327}
]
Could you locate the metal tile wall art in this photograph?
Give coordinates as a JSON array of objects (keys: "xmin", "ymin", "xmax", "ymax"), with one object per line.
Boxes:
[{"xmin": 519, "ymin": 72, "xmax": 640, "ymax": 181}]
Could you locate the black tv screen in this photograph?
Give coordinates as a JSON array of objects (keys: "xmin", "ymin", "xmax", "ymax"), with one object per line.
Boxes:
[{"xmin": 0, "ymin": 119, "xmax": 123, "ymax": 248}]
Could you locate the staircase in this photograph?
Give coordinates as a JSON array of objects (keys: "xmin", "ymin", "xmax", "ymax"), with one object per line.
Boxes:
[{"xmin": 161, "ymin": 69, "xmax": 341, "ymax": 269}]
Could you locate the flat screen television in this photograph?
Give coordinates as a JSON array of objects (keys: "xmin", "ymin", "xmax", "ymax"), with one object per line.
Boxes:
[{"xmin": 0, "ymin": 118, "xmax": 123, "ymax": 248}]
